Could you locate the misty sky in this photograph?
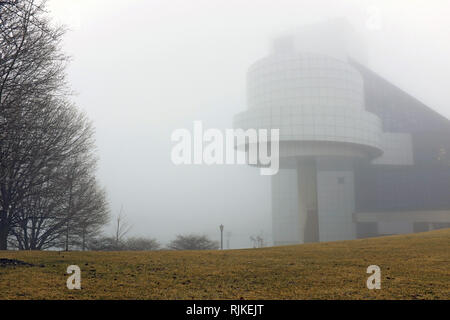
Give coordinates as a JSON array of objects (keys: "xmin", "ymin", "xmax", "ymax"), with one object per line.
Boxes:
[{"xmin": 46, "ymin": 0, "xmax": 450, "ymax": 248}]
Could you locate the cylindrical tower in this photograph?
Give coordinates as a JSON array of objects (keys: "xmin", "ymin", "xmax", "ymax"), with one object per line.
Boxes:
[{"xmin": 233, "ymin": 20, "xmax": 384, "ymax": 245}]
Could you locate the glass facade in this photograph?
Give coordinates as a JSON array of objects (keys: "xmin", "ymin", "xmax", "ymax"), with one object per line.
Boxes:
[
  {"xmin": 353, "ymin": 61, "xmax": 450, "ymax": 232},
  {"xmin": 234, "ymin": 30, "xmax": 450, "ymax": 243}
]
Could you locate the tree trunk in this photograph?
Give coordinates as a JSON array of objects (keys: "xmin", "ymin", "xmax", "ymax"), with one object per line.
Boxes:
[
  {"xmin": 65, "ymin": 221, "xmax": 69, "ymax": 251},
  {"xmin": 82, "ymin": 232, "xmax": 86, "ymax": 251},
  {"xmin": 0, "ymin": 220, "xmax": 8, "ymax": 250}
]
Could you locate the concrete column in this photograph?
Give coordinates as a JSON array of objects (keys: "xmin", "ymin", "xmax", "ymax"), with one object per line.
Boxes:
[
  {"xmin": 297, "ymin": 160, "xmax": 319, "ymax": 243},
  {"xmin": 316, "ymin": 157, "xmax": 357, "ymax": 242},
  {"xmin": 271, "ymin": 168, "xmax": 301, "ymax": 245}
]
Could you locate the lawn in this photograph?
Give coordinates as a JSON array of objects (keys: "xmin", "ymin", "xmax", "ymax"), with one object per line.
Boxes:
[{"xmin": 0, "ymin": 228, "xmax": 449, "ymax": 299}]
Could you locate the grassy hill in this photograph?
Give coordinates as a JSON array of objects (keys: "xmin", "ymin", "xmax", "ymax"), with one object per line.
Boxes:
[{"xmin": 0, "ymin": 228, "xmax": 449, "ymax": 299}]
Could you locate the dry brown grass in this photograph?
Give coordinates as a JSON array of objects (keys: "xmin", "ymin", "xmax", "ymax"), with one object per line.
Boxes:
[{"xmin": 0, "ymin": 228, "xmax": 449, "ymax": 300}]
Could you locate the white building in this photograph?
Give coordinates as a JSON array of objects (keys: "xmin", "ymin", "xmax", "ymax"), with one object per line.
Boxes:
[{"xmin": 234, "ymin": 21, "xmax": 450, "ymax": 245}]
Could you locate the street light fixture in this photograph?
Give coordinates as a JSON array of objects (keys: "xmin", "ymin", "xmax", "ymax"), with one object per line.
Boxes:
[{"xmin": 219, "ymin": 224, "xmax": 224, "ymax": 250}]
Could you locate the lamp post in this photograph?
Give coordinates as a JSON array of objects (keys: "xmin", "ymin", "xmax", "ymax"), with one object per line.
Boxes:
[{"xmin": 219, "ymin": 224, "xmax": 224, "ymax": 250}]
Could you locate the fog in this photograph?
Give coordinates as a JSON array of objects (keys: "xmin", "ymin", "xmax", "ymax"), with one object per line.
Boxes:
[{"xmin": 46, "ymin": 0, "xmax": 450, "ymax": 248}]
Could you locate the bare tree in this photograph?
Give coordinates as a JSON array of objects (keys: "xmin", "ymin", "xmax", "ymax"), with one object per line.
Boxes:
[
  {"xmin": 86, "ymin": 236, "xmax": 119, "ymax": 251},
  {"xmin": 71, "ymin": 183, "xmax": 109, "ymax": 251},
  {"xmin": 124, "ymin": 237, "xmax": 160, "ymax": 251},
  {"xmin": 114, "ymin": 206, "xmax": 132, "ymax": 248},
  {"xmin": 7, "ymin": 102, "xmax": 109, "ymax": 250},
  {"xmin": 0, "ymin": 0, "xmax": 68, "ymax": 249},
  {"xmin": 87, "ymin": 236, "xmax": 160, "ymax": 251},
  {"xmin": 168, "ymin": 234, "xmax": 219, "ymax": 250},
  {"xmin": 0, "ymin": 1, "xmax": 109, "ymax": 250},
  {"xmin": 60, "ymin": 153, "xmax": 109, "ymax": 251},
  {"xmin": 250, "ymin": 233, "xmax": 265, "ymax": 248},
  {"xmin": 250, "ymin": 236, "xmax": 257, "ymax": 248}
]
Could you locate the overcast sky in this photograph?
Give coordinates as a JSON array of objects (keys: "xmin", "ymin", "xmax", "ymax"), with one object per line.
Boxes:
[{"xmin": 46, "ymin": 0, "xmax": 450, "ymax": 248}]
